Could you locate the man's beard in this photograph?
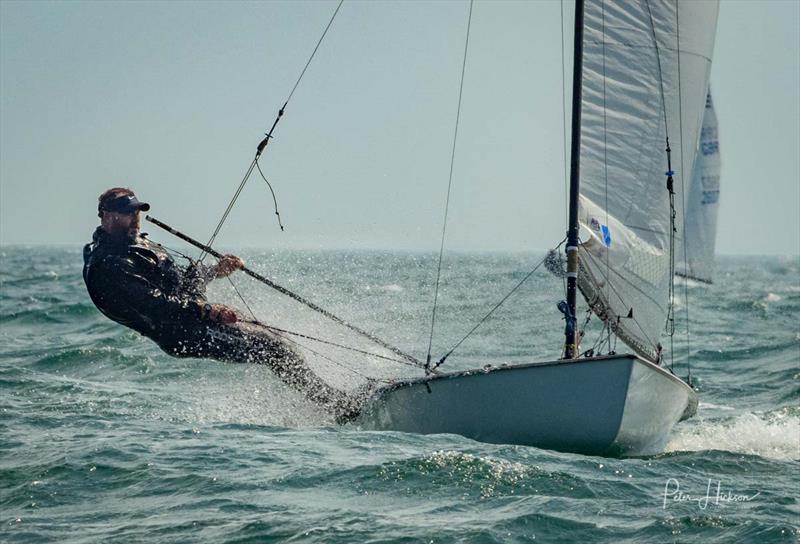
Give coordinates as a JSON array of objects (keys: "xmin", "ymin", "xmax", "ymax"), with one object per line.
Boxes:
[{"xmin": 106, "ymin": 225, "xmax": 138, "ymax": 243}]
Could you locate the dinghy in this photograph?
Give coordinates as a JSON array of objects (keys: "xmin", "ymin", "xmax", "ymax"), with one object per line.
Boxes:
[
  {"xmin": 149, "ymin": 0, "xmax": 720, "ymax": 457},
  {"xmin": 354, "ymin": 0, "xmax": 719, "ymax": 456},
  {"xmin": 357, "ymin": 354, "xmax": 697, "ymax": 456}
]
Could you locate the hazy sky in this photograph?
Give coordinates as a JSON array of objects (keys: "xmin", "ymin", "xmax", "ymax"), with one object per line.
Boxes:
[{"xmin": 1, "ymin": 0, "xmax": 798, "ymax": 254}]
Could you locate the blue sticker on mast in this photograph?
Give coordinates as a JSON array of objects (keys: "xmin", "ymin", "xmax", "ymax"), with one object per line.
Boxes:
[{"xmin": 601, "ymin": 225, "xmax": 612, "ymax": 248}]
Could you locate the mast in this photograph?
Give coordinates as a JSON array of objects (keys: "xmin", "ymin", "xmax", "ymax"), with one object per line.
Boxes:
[{"xmin": 563, "ymin": 0, "xmax": 584, "ymax": 359}]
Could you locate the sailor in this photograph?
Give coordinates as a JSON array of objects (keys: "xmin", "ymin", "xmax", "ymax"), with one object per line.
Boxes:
[{"xmin": 83, "ymin": 187, "xmax": 359, "ymax": 421}]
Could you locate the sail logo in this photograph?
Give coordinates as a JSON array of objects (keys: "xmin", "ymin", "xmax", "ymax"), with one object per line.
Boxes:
[
  {"xmin": 590, "ymin": 218, "xmax": 612, "ymax": 247},
  {"xmin": 701, "ymin": 140, "xmax": 719, "ymax": 156},
  {"xmin": 701, "ymin": 126, "xmax": 719, "ymax": 156},
  {"xmin": 701, "ymin": 190, "xmax": 719, "ymax": 205},
  {"xmin": 701, "ymin": 174, "xmax": 720, "ymax": 190},
  {"xmin": 701, "ymin": 126, "xmax": 718, "ymax": 140},
  {"xmin": 601, "ymin": 225, "xmax": 612, "ymax": 247}
]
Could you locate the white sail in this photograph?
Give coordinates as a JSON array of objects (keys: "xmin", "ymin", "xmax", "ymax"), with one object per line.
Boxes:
[
  {"xmin": 678, "ymin": 90, "xmax": 721, "ymax": 283},
  {"xmin": 576, "ymin": 0, "xmax": 719, "ymax": 362}
]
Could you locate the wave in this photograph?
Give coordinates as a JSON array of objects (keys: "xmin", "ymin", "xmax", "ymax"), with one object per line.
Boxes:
[
  {"xmin": 0, "ymin": 303, "xmax": 99, "ymax": 326},
  {"xmin": 665, "ymin": 408, "xmax": 800, "ymax": 461}
]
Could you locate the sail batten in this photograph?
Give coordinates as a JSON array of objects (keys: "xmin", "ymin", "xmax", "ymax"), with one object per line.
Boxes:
[{"xmin": 575, "ymin": 0, "xmax": 719, "ymax": 362}]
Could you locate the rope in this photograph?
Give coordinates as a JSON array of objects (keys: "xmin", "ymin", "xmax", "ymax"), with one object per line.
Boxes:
[
  {"xmin": 148, "ymin": 215, "xmax": 425, "ymax": 368},
  {"xmin": 224, "ymin": 271, "xmax": 412, "ymax": 378},
  {"xmin": 275, "ymin": 325, "xmax": 385, "ymax": 383},
  {"xmin": 583, "ymin": 316, "xmax": 606, "ymax": 358},
  {"xmin": 225, "ymin": 275, "xmax": 259, "ymax": 322},
  {"xmin": 199, "ymin": 0, "xmax": 345, "ymax": 261},
  {"xmin": 220, "ymin": 264, "xmax": 419, "ymax": 370},
  {"xmin": 216, "ymin": 253, "xmax": 420, "ymax": 370},
  {"xmin": 255, "ymin": 160, "xmax": 285, "ymax": 231},
  {"xmin": 430, "ymin": 238, "xmax": 566, "ymax": 372},
  {"xmin": 425, "ymin": 0, "xmax": 474, "ymax": 372},
  {"xmin": 249, "ymin": 321, "xmax": 421, "ymax": 369}
]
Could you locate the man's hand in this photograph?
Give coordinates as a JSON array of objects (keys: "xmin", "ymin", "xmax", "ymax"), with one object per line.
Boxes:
[
  {"xmin": 204, "ymin": 303, "xmax": 238, "ymax": 324},
  {"xmin": 213, "ymin": 254, "xmax": 245, "ymax": 279}
]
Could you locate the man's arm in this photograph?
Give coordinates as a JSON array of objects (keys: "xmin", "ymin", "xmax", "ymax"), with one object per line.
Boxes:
[
  {"xmin": 182, "ymin": 255, "xmax": 244, "ymax": 293},
  {"xmin": 91, "ymin": 254, "xmax": 206, "ymax": 329},
  {"xmin": 210, "ymin": 255, "xmax": 245, "ymax": 280},
  {"xmin": 106, "ymin": 255, "xmax": 239, "ymax": 324}
]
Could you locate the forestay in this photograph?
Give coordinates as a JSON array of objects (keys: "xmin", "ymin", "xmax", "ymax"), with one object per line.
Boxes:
[
  {"xmin": 576, "ymin": 0, "xmax": 719, "ymax": 362},
  {"xmin": 678, "ymin": 90, "xmax": 721, "ymax": 284}
]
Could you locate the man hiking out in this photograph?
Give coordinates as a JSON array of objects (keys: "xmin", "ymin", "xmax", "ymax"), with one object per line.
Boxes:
[{"xmin": 83, "ymin": 187, "xmax": 360, "ymax": 421}]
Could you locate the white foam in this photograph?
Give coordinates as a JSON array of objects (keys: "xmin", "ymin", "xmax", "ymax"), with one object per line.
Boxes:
[
  {"xmin": 382, "ymin": 284, "xmax": 404, "ymax": 293},
  {"xmin": 698, "ymin": 401, "xmax": 736, "ymax": 412},
  {"xmin": 666, "ymin": 409, "xmax": 800, "ymax": 461},
  {"xmin": 675, "ymin": 276, "xmax": 707, "ymax": 289}
]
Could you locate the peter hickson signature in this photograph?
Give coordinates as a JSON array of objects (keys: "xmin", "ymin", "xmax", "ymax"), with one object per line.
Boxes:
[{"xmin": 663, "ymin": 478, "xmax": 760, "ymax": 509}]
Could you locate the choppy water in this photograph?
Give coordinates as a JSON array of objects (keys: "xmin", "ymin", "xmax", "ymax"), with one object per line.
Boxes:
[{"xmin": 1, "ymin": 246, "xmax": 798, "ymax": 543}]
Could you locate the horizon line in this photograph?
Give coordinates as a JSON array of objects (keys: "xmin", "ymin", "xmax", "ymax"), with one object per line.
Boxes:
[{"xmin": 1, "ymin": 242, "xmax": 798, "ymax": 259}]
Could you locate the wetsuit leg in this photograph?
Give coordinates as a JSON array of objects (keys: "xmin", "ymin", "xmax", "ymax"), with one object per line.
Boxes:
[{"xmin": 168, "ymin": 321, "xmax": 361, "ymax": 421}]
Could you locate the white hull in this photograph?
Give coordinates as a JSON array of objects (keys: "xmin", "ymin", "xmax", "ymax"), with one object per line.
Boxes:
[{"xmin": 356, "ymin": 354, "xmax": 697, "ymax": 457}]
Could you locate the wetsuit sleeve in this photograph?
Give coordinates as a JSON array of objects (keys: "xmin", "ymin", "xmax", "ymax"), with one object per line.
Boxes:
[
  {"xmin": 92, "ymin": 254, "xmax": 204, "ymax": 330},
  {"xmin": 181, "ymin": 262, "xmax": 216, "ymax": 295}
]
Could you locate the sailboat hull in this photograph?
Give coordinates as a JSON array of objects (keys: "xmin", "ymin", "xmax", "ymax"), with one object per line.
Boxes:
[{"xmin": 356, "ymin": 354, "xmax": 696, "ymax": 457}]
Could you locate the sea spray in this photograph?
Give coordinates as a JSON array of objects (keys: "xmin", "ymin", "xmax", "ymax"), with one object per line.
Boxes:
[{"xmin": 1, "ymin": 249, "xmax": 798, "ymax": 543}]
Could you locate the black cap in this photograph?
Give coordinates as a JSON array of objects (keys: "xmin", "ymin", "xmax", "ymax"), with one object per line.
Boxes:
[{"xmin": 100, "ymin": 194, "xmax": 150, "ymax": 215}]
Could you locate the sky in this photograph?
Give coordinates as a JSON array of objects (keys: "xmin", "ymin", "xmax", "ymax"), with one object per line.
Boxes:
[{"xmin": 1, "ymin": 0, "xmax": 798, "ymax": 254}]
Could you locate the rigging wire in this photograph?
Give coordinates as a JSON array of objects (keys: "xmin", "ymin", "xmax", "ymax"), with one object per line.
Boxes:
[
  {"xmin": 227, "ymin": 276, "xmax": 421, "ymax": 368},
  {"xmin": 274, "ymin": 325, "xmax": 387, "ymax": 383},
  {"xmin": 674, "ymin": 0, "xmax": 692, "ymax": 385},
  {"xmin": 286, "ymin": 0, "xmax": 344, "ymax": 105},
  {"xmin": 200, "ymin": 158, "xmax": 258, "ymax": 262},
  {"xmin": 601, "ymin": 0, "xmax": 611, "ymax": 341},
  {"xmin": 425, "ymin": 0, "xmax": 474, "ymax": 373},
  {"xmin": 224, "ymin": 272, "xmax": 409, "ymax": 379},
  {"xmin": 429, "ymin": 238, "xmax": 567, "ymax": 372},
  {"xmin": 251, "ymin": 322, "xmax": 420, "ymax": 369},
  {"xmin": 172, "ymin": 0, "xmax": 415, "ymax": 380},
  {"xmin": 644, "ymin": 0, "xmax": 678, "ymax": 370},
  {"xmin": 644, "ymin": 0, "xmax": 671, "ymax": 143},
  {"xmin": 225, "ymin": 274, "xmax": 260, "ymax": 323},
  {"xmin": 222, "ymin": 269, "xmax": 420, "ymax": 369},
  {"xmin": 147, "ymin": 214, "xmax": 425, "ymax": 369},
  {"xmin": 199, "ymin": 0, "xmax": 345, "ymax": 262},
  {"xmin": 215, "ymin": 251, "xmax": 421, "ymax": 370}
]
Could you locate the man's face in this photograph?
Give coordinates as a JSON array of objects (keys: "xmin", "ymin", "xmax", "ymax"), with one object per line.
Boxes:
[{"xmin": 104, "ymin": 210, "xmax": 141, "ymax": 239}]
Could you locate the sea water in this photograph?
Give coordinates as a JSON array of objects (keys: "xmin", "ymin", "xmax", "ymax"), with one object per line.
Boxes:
[{"xmin": 1, "ymin": 247, "xmax": 798, "ymax": 543}]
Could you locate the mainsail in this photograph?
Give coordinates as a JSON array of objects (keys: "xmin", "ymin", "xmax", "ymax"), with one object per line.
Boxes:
[
  {"xmin": 678, "ymin": 90, "xmax": 721, "ymax": 283},
  {"xmin": 575, "ymin": 0, "xmax": 719, "ymax": 362}
]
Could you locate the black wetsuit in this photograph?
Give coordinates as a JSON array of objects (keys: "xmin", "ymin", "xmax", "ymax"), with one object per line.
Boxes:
[{"xmin": 83, "ymin": 227, "xmax": 357, "ymax": 420}]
